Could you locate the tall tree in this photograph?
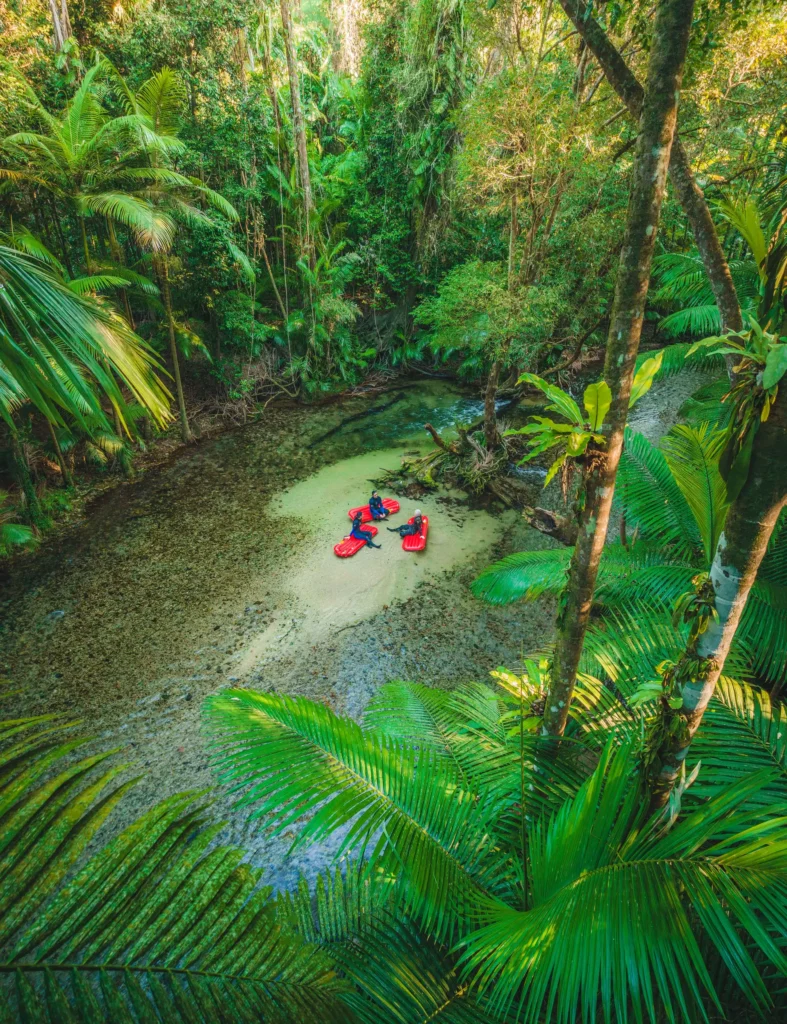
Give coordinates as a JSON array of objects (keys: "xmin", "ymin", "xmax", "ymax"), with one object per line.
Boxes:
[
  {"xmin": 47, "ymin": 0, "xmax": 72, "ymax": 52},
  {"xmin": 543, "ymin": 0, "xmax": 695, "ymax": 737},
  {"xmin": 650, "ymin": 365, "xmax": 787, "ymax": 806},
  {"xmin": 556, "ymin": 0, "xmax": 743, "ymax": 334},
  {"xmin": 279, "ymin": 0, "xmax": 314, "ymax": 259}
]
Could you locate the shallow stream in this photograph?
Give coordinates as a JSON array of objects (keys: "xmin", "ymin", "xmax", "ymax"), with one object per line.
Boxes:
[{"xmin": 1, "ymin": 381, "xmax": 557, "ymax": 884}]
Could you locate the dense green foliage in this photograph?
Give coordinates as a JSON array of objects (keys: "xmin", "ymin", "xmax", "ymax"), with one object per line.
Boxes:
[{"xmin": 2, "ymin": 1, "xmax": 787, "ymax": 1020}]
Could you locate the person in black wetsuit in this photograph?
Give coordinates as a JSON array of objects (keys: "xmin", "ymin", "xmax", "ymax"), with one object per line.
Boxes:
[
  {"xmin": 388, "ymin": 509, "xmax": 423, "ymax": 538},
  {"xmin": 351, "ymin": 512, "xmax": 381, "ymax": 548},
  {"xmin": 368, "ymin": 491, "xmax": 388, "ymax": 521}
]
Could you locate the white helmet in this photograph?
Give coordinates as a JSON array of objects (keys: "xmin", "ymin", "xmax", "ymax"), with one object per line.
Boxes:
[{"xmin": 414, "ymin": 509, "xmax": 422, "ymax": 516}]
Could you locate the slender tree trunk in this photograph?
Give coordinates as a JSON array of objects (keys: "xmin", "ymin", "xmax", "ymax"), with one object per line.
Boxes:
[
  {"xmin": 280, "ymin": 0, "xmax": 314, "ymax": 261},
  {"xmin": 158, "ymin": 258, "xmax": 192, "ymax": 444},
  {"xmin": 48, "ymin": 0, "xmax": 72, "ymax": 51},
  {"xmin": 51, "ymin": 199, "xmax": 74, "ymax": 278},
  {"xmin": 261, "ymin": 42, "xmax": 291, "ymax": 181},
  {"xmin": 484, "ymin": 358, "xmax": 503, "ymax": 451},
  {"xmin": 107, "ymin": 218, "xmax": 136, "ymax": 328},
  {"xmin": 9, "ymin": 427, "xmax": 45, "ymax": 528},
  {"xmin": 650, "ymin": 385, "xmax": 787, "ymax": 807},
  {"xmin": 543, "ymin": 0, "xmax": 695, "ymax": 737},
  {"xmin": 79, "ymin": 217, "xmax": 91, "ymax": 271},
  {"xmin": 484, "ymin": 198, "xmax": 519, "ymax": 451},
  {"xmin": 46, "ymin": 420, "xmax": 74, "ymax": 487},
  {"xmin": 556, "ymin": 0, "xmax": 742, "ymax": 333}
]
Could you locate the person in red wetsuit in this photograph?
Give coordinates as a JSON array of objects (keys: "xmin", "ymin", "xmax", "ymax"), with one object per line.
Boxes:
[
  {"xmin": 351, "ymin": 512, "xmax": 381, "ymax": 548},
  {"xmin": 388, "ymin": 509, "xmax": 423, "ymax": 538}
]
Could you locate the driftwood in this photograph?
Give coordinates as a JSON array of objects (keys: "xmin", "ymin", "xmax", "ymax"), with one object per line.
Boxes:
[{"xmin": 423, "ymin": 423, "xmax": 461, "ymax": 453}]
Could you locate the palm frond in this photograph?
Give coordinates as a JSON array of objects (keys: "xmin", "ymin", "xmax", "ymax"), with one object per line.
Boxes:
[
  {"xmin": 0, "ymin": 714, "xmax": 346, "ymax": 1022},
  {"xmin": 67, "ymin": 274, "xmax": 132, "ymax": 295},
  {"xmin": 459, "ymin": 744, "xmax": 787, "ymax": 1023},
  {"xmin": 635, "ymin": 341, "xmax": 726, "ymax": 380},
  {"xmin": 134, "ymin": 68, "xmax": 187, "ymax": 137},
  {"xmin": 471, "ymin": 547, "xmax": 570, "ymax": 605},
  {"xmin": 204, "ymin": 690, "xmax": 516, "ymax": 940},
  {"xmin": 0, "ymin": 245, "xmax": 171, "ymax": 429},
  {"xmin": 661, "ymin": 423, "xmax": 728, "ymax": 562},
  {"xmin": 79, "ymin": 192, "xmax": 175, "ymax": 251},
  {"xmin": 658, "ymin": 302, "xmax": 724, "ymax": 338},
  {"xmin": 617, "ymin": 427, "xmax": 702, "ymax": 560},
  {"xmin": 689, "ymin": 678, "xmax": 787, "ymax": 806}
]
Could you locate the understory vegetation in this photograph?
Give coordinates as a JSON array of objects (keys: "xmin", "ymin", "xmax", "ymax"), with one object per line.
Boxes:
[{"xmin": 2, "ymin": 0, "xmax": 787, "ymax": 1021}]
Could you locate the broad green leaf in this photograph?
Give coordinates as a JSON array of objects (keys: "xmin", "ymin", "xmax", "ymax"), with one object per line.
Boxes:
[
  {"xmin": 762, "ymin": 344, "xmax": 787, "ymax": 389},
  {"xmin": 629, "ymin": 351, "xmax": 664, "ymax": 408},
  {"xmin": 583, "ymin": 381, "xmax": 611, "ymax": 431},
  {"xmin": 566, "ymin": 431, "xmax": 590, "ymax": 457},
  {"xmin": 518, "ymin": 373, "xmax": 584, "ymax": 427}
]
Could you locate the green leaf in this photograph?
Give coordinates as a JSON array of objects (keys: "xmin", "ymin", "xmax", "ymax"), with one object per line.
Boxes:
[
  {"xmin": 0, "ymin": 712, "xmax": 346, "ymax": 1023},
  {"xmin": 762, "ymin": 343, "xmax": 787, "ymax": 389},
  {"xmin": 629, "ymin": 350, "xmax": 664, "ymax": 407},
  {"xmin": 518, "ymin": 373, "xmax": 584, "ymax": 427},
  {"xmin": 582, "ymin": 380, "xmax": 611, "ymax": 431}
]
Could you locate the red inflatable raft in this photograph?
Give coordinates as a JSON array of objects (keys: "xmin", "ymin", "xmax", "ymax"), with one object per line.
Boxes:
[
  {"xmin": 334, "ymin": 524, "xmax": 379, "ymax": 558},
  {"xmin": 402, "ymin": 515, "xmax": 429, "ymax": 552},
  {"xmin": 347, "ymin": 498, "xmax": 400, "ymax": 523}
]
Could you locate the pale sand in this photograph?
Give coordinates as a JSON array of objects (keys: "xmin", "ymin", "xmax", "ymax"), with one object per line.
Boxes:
[{"xmin": 234, "ymin": 447, "xmax": 509, "ymax": 676}]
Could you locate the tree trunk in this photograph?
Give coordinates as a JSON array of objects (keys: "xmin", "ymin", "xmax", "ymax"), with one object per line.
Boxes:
[
  {"xmin": 485, "ymin": 197, "xmax": 519, "ymax": 452},
  {"xmin": 556, "ymin": 0, "xmax": 742, "ymax": 333},
  {"xmin": 650, "ymin": 385, "xmax": 787, "ymax": 808},
  {"xmin": 9, "ymin": 427, "xmax": 45, "ymax": 528},
  {"xmin": 79, "ymin": 217, "xmax": 91, "ymax": 272},
  {"xmin": 543, "ymin": 0, "xmax": 695, "ymax": 738},
  {"xmin": 48, "ymin": 0, "xmax": 72, "ymax": 51},
  {"xmin": 484, "ymin": 358, "xmax": 503, "ymax": 451},
  {"xmin": 280, "ymin": 0, "xmax": 314, "ymax": 261},
  {"xmin": 158, "ymin": 258, "xmax": 192, "ymax": 444},
  {"xmin": 46, "ymin": 420, "xmax": 74, "ymax": 488}
]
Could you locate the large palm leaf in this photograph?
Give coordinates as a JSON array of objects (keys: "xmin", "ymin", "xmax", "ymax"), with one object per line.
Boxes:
[
  {"xmin": 204, "ymin": 689, "xmax": 516, "ymax": 941},
  {"xmin": 458, "ymin": 743, "xmax": 787, "ymax": 1023},
  {"xmin": 651, "ymin": 253, "xmax": 759, "ymax": 339},
  {"xmin": 0, "ymin": 244, "xmax": 170, "ymax": 428},
  {"xmin": 471, "ymin": 542, "xmax": 694, "ymax": 611},
  {"xmin": 364, "ymin": 680, "xmax": 590, "ymax": 820},
  {"xmin": 689, "ymin": 677, "xmax": 787, "ymax": 806},
  {"xmin": 660, "ymin": 423, "xmax": 728, "ymax": 562},
  {"xmin": 616, "ymin": 426, "xmax": 704, "ymax": 560},
  {"xmin": 278, "ymin": 864, "xmax": 507, "ymax": 1023},
  {"xmin": 0, "ymin": 712, "xmax": 346, "ymax": 1022}
]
